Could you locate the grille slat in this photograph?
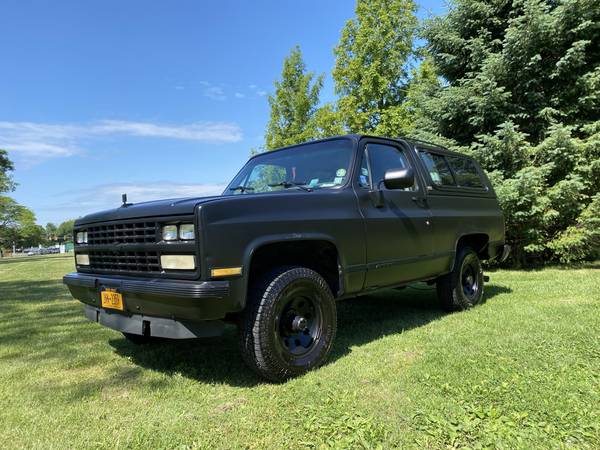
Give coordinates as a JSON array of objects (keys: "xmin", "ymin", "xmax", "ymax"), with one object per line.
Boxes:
[
  {"xmin": 88, "ymin": 250, "xmax": 161, "ymax": 274},
  {"xmin": 87, "ymin": 222, "xmax": 157, "ymax": 245}
]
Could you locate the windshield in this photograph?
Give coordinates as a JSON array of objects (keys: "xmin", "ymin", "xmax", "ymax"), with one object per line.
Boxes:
[{"xmin": 224, "ymin": 138, "xmax": 354, "ymax": 195}]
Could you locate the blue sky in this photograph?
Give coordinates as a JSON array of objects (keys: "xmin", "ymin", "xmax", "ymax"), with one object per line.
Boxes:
[{"xmin": 1, "ymin": 0, "xmax": 446, "ymax": 225}]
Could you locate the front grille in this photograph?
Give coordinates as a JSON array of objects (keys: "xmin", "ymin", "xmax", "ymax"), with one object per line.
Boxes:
[
  {"xmin": 88, "ymin": 250, "xmax": 161, "ymax": 274},
  {"xmin": 87, "ymin": 221, "xmax": 157, "ymax": 245}
]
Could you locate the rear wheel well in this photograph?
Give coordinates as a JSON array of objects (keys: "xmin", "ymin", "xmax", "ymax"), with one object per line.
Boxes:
[
  {"xmin": 248, "ymin": 240, "xmax": 341, "ymax": 297},
  {"xmin": 456, "ymin": 233, "xmax": 490, "ymax": 260}
]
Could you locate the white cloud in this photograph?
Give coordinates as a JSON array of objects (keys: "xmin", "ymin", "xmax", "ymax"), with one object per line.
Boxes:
[
  {"xmin": 256, "ymin": 90, "xmax": 267, "ymax": 97},
  {"xmin": 85, "ymin": 181, "xmax": 227, "ymax": 204},
  {"xmin": 91, "ymin": 120, "xmax": 241, "ymax": 141},
  {"xmin": 41, "ymin": 181, "xmax": 228, "ymax": 221},
  {"xmin": 0, "ymin": 120, "xmax": 242, "ymax": 164},
  {"xmin": 249, "ymin": 84, "xmax": 257, "ymax": 89},
  {"xmin": 202, "ymin": 85, "xmax": 226, "ymax": 101},
  {"xmin": 174, "ymin": 86, "xmax": 185, "ymax": 90},
  {"xmin": 234, "ymin": 92, "xmax": 246, "ymax": 99}
]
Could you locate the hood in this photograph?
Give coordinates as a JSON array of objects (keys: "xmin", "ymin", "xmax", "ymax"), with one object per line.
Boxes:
[{"xmin": 75, "ymin": 196, "xmax": 222, "ymax": 225}]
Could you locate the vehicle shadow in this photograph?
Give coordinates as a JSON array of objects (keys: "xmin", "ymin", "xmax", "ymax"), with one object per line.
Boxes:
[{"xmin": 109, "ymin": 283, "xmax": 512, "ymax": 387}]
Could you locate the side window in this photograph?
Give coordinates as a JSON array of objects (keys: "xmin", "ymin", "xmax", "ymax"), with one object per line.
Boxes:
[
  {"xmin": 358, "ymin": 151, "xmax": 371, "ymax": 188},
  {"xmin": 446, "ymin": 156, "xmax": 485, "ymax": 188},
  {"xmin": 419, "ymin": 152, "xmax": 455, "ymax": 186},
  {"xmin": 360, "ymin": 143, "xmax": 415, "ymax": 191}
]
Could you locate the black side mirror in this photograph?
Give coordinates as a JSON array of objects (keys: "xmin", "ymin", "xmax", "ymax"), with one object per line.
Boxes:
[{"xmin": 383, "ymin": 168, "xmax": 414, "ymax": 190}]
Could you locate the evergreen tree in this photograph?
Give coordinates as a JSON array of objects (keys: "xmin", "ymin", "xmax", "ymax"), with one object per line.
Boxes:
[
  {"xmin": 264, "ymin": 46, "xmax": 324, "ymax": 150},
  {"xmin": 332, "ymin": 0, "xmax": 418, "ymax": 134},
  {"xmin": 419, "ymin": 0, "xmax": 600, "ymax": 265}
]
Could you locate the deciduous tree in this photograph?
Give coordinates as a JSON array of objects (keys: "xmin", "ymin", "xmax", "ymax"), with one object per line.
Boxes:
[
  {"xmin": 332, "ymin": 0, "xmax": 418, "ymax": 134},
  {"xmin": 264, "ymin": 46, "xmax": 324, "ymax": 150}
]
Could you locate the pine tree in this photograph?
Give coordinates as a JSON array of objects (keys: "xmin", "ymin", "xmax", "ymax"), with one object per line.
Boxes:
[{"xmin": 420, "ymin": 0, "xmax": 600, "ymax": 265}]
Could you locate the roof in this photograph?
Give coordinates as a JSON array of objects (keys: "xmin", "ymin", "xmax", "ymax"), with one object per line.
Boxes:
[{"xmin": 249, "ymin": 134, "xmax": 453, "ymax": 158}]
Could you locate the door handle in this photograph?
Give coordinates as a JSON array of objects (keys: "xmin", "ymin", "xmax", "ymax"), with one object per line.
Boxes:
[{"xmin": 411, "ymin": 196, "xmax": 428, "ymax": 207}]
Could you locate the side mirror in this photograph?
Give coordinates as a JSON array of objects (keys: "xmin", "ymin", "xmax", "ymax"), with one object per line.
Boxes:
[{"xmin": 383, "ymin": 168, "xmax": 415, "ymax": 190}]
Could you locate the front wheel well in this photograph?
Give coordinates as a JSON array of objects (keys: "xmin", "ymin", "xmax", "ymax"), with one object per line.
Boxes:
[{"xmin": 247, "ymin": 240, "xmax": 341, "ymax": 297}]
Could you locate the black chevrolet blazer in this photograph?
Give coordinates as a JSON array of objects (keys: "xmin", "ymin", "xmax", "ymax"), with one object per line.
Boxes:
[{"xmin": 64, "ymin": 134, "xmax": 509, "ymax": 381}]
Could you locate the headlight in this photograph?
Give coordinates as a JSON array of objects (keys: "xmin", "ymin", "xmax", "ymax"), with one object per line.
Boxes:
[
  {"xmin": 76, "ymin": 231, "xmax": 88, "ymax": 244},
  {"xmin": 162, "ymin": 225, "xmax": 178, "ymax": 241},
  {"xmin": 179, "ymin": 224, "xmax": 195, "ymax": 240}
]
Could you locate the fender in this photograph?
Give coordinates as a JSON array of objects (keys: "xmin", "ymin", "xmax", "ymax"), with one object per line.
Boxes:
[
  {"xmin": 449, "ymin": 232, "xmax": 491, "ymax": 272},
  {"xmin": 238, "ymin": 232, "xmax": 346, "ymax": 307}
]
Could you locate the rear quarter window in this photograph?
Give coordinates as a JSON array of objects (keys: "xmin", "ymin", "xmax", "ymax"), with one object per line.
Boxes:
[
  {"xmin": 419, "ymin": 151, "xmax": 455, "ymax": 186},
  {"xmin": 446, "ymin": 156, "xmax": 485, "ymax": 188}
]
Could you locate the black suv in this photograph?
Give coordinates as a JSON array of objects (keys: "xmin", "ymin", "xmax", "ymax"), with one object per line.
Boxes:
[{"xmin": 64, "ymin": 135, "xmax": 509, "ymax": 381}]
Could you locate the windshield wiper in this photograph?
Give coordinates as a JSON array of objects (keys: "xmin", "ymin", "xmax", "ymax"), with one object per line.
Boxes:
[
  {"xmin": 229, "ymin": 186, "xmax": 255, "ymax": 193},
  {"xmin": 267, "ymin": 181, "xmax": 312, "ymax": 192}
]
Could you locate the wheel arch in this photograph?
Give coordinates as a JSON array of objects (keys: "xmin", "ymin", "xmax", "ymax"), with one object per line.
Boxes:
[
  {"xmin": 450, "ymin": 233, "xmax": 490, "ymax": 271},
  {"xmin": 241, "ymin": 234, "xmax": 344, "ymax": 306}
]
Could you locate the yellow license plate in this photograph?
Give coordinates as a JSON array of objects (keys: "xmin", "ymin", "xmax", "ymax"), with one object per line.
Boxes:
[{"xmin": 101, "ymin": 289, "xmax": 124, "ymax": 311}]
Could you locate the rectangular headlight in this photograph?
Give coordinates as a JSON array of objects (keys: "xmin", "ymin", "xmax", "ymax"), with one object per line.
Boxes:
[
  {"xmin": 162, "ymin": 225, "xmax": 178, "ymax": 241},
  {"xmin": 160, "ymin": 255, "xmax": 196, "ymax": 270},
  {"xmin": 76, "ymin": 254, "xmax": 90, "ymax": 265},
  {"xmin": 76, "ymin": 231, "xmax": 87, "ymax": 244},
  {"xmin": 179, "ymin": 224, "xmax": 195, "ymax": 240}
]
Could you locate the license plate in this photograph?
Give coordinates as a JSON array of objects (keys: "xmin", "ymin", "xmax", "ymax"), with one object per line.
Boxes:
[{"xmin": 101, "ymin": 288, "xmax": 124, "ymax": 311}]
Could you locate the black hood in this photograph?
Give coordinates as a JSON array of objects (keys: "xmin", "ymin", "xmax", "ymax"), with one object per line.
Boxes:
[{"xmin": 75, "ymin": 196, "xmax": 222, "ymax": 225}]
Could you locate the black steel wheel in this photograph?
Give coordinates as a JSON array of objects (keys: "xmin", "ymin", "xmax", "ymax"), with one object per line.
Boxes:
[
  {"xmin": 437, "ymin": 246, "xmax": 484, "ymax": 311},
  {"xmin": 239, "ymin": 266, "xmax": 337, "ymax": 382}
]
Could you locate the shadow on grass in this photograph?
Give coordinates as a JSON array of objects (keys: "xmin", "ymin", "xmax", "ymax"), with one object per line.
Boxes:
[
  {"xmin": 0, "ymin": 276, "xmax": 511, "ymax": 383},
  {"xmin": 0, "ymin": 254, "xmax": 72, "ymax": 265},
  {"xmin": 0, "ymin": 279, "xmax": 73, "ymax": 319},
  {"xmin": 109, "ymin": 283, "xmax": 512, "ymax": 387}
]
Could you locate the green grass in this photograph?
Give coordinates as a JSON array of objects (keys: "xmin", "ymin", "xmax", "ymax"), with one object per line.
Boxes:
[{"xmin": 0, "ymin": 255, "xmax": 598, "ymax": 449}]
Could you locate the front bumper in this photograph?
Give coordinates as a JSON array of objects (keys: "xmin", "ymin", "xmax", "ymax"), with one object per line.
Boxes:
[
  {"xmin": 63, "ymin": 272, "xmax": 234, "ymax": 323},
  {"xmin": 83, "ymin": 305, "xmax": 224, "ymax": 339}
]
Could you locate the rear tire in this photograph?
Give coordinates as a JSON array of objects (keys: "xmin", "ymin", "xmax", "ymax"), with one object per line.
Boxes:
[
  {"xmin": 437, "ymin": 246, "xmax": 484, "ymax": 311},
  {"xmin": 239, "ymin": 266, "xmax": 337, "ymax": 382}
]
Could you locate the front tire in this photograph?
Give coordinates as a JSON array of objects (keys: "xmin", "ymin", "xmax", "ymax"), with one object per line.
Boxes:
[
  {"xmin": 437, "ymin": 246, "xmax": 484, "ymax": 311},
  {"xmin": 239, "ymin": 266, "xmax": 337, "ymax": 382}
]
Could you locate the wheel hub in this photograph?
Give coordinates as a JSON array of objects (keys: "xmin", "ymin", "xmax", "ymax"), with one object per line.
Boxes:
[{"xmin": 292, "ymin": 316, "xmax": 308, "ymax": 331}]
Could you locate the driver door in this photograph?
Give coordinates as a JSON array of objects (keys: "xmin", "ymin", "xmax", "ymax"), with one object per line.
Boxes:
[{"xmin": 354, "ymin": 139, "xmax": 434, "ymax": 289}]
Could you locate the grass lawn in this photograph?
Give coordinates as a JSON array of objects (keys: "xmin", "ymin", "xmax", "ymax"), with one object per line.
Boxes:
[{"xmin": 0, "ymin": 255, "xmax": 598, "ymax": 449}]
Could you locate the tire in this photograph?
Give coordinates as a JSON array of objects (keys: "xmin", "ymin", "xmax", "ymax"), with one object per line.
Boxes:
[
  {"xmin": 122, "ymin": 332, "xmax": 157, "ymax": 345},
  {"xmin": 437, "ymin": 246, "xmax": 484, "ymax": 312},
  {"xmin": 239, "ymin": 266, "xmax": 337, "ymax": 382}
]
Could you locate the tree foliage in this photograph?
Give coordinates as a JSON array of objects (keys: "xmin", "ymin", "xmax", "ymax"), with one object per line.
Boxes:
[
  {"xmin": 0, "ymin": 149, "xmax": 16, "ymax": 194},
  {"xmin": 0, "ymin": 151, "xmax": 46, "ymax": 253},
  {"xmin": 419, "ymin": 0, "xmax": 600, "ymax": 265},
  {"xmin": 0, "ymin": 196, "xmax": 44, "ymax": 250},
  {"xmin": 56, "ymin": 220, "xmax": 75, "ymax": 243},
  {"xmin": 264, "ymin": 46, "xmax": 324, "ymax": 150},
  {"xmin": 332, "ymin": 0, "xmax": 418, "ymax": 134},
  {"xmin": 262, "ymin": 0, "xmax": 599, "ymax": 266}
]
